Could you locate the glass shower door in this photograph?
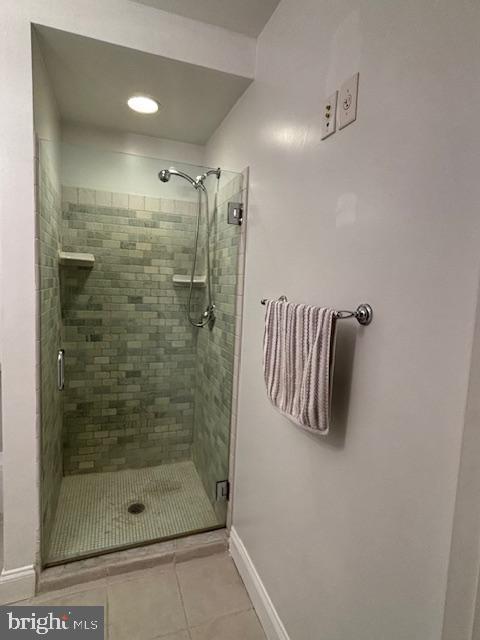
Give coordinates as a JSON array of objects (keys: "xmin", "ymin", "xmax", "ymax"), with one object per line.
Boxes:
[{"xmin": 39, "ymin": 141, "xmax": 246, "ymax": 564}]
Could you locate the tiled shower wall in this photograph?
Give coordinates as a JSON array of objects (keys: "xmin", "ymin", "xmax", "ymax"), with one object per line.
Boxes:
[
  {"xmin": 38, "ymin": 147, "xmax": 64, "ymax": 558},
  {"xmin": 61, "ymin": 188, "xmax": 201, "ymax": 474},
  {"xmin": 192, "ymin": 173, "xmax": 246, "ymax": 518}
]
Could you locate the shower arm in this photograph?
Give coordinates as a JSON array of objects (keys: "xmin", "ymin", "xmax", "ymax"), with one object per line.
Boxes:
[{"xmin": 195, "ymin": 168, "xmax": 221, "ymax": 187}]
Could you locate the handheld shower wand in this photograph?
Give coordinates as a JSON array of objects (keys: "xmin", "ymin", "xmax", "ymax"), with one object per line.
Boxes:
[{"xmin": 158, "ymin": 166, "xmax": 221, "ymax": 327}]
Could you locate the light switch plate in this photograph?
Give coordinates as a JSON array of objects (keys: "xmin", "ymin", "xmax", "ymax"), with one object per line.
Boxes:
[
  {"xmin": 321, "ymin": 91, "xmax": 338, "ymax": 140},
  {"xmin": 338, "ymin": 73, "xmax": 359, "ymax": 130}
]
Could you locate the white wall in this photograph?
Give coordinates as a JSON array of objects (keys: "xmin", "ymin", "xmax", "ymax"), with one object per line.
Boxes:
[
  {"xmin": 61, "ymin": 123, "xmax": 206, "ymax": 200},
  {"xmin": 0, "ymin": 0, "xmax": 254, "ymax": 599},
  {"xmin": 62, "ymin": 122, "xmax": 205, "ymax": 165},
  {"xmin": 32, "ymin": 32, "xmax": 61, "ymax": 181},
  {"xmin": 206, "ymin": 1, "xmax": 480, "ymax": 639}
]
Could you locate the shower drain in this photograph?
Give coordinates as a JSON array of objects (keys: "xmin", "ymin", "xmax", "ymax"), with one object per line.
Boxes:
[{"xmin": 128, "ymin": 502, "xmax": 145, "ymax": 515}]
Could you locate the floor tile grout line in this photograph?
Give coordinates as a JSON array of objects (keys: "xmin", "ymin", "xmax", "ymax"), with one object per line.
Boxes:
[{"xmin": 173, "ymin": 561, "xmax": 191, "ymax": 633}]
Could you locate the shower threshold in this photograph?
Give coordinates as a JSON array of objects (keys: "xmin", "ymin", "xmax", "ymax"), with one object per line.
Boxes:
[{"xmin": 46, "ymin": 460, "xmax": 223, "ymax": 566}]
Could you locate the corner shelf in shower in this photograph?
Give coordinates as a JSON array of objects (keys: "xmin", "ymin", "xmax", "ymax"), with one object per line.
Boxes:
[
  {"xmin": 172, "ymin": 274, "xmax": 206, "ymax": 287},
  {"xmin": 58, "ymin": 251, "xmax": 95, "ymax": 268}
]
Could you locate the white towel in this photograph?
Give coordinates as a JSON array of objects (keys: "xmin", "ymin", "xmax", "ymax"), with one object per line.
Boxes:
[{"xmin": 263, "ymin": 299, "xmax": 336, "ymax": 434}]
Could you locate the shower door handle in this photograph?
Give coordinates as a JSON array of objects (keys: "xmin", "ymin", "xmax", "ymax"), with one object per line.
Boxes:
[{"xmin": 57, "ymin": 349, "xmax": 65, "ymax": 391}]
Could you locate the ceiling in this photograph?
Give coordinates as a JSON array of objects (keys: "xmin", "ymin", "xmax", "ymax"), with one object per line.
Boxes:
[
  {"xmin": 36, "ymin": 26, "xmax": 252, "ymax": 145},
  {"xmin": 130, "ymin": 0, "xmax": 281, "ymax": 37}
]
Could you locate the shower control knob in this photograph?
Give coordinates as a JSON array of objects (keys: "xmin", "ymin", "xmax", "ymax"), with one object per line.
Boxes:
[{"xmin": 228, "ymin": 202, "xmax": 243, "ymax": 225}]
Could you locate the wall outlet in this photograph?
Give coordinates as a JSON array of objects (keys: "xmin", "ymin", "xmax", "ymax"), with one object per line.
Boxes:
[
  {"xmin": 338, "ymin": 73, "xmax": 359, "ymax": 130},
  {"xmin": 321, "ymin": 91, "xmax": 338, "ymax": 140}
]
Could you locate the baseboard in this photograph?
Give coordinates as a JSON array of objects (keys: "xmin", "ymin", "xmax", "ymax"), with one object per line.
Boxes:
[
  {"xmin": 229, "ymin": 527, "xmax": 290, "ymax": 640},
  {"xmin": 0, "ymin": 565, "xmax": 36, "ymax": 604}
]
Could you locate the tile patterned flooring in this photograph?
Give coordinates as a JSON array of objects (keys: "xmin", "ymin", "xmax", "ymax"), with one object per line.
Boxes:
[
  {"xmin": 20, "ymin": 552, "xmax": 266, "ymax": 640},
  {"xmin": 48, "ymin": 461, "xmax": 221, "ymax": 564}
]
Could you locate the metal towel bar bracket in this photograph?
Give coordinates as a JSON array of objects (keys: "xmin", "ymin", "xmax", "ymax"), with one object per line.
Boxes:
[{"xmin": 260, "ymin": 297, "xmax": 373, "ymax": 326}]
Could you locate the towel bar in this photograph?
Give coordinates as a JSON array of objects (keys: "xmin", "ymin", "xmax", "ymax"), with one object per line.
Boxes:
[{"xmin": 260, "ymin": 297, "xmax": 373, "ymax": 326}]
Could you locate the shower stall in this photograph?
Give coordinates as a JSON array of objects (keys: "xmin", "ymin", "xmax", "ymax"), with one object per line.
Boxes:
[{"xmin": 38, "ymin": 140, "xmax": 246, "ymax": 565}]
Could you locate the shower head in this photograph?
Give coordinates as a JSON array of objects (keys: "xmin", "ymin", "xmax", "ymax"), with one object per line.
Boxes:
[
  {"xmin": 158, "ymin": 167, "xmax": 198, "ymax": 187},
  {"xmin": 158, "ymin": 168, "xmax": 171, "ymax": 183}
]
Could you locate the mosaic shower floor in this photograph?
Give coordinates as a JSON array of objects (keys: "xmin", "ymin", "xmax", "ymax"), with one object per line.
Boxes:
[{"xmin": 47, "ymin": 460, "xmax": 221, "ymax": 565}]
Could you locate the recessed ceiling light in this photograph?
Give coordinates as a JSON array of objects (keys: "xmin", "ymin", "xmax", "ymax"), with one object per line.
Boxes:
[{"xmin": 127, "ymin": 95, "xmax": 159, "ymax": 114}]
